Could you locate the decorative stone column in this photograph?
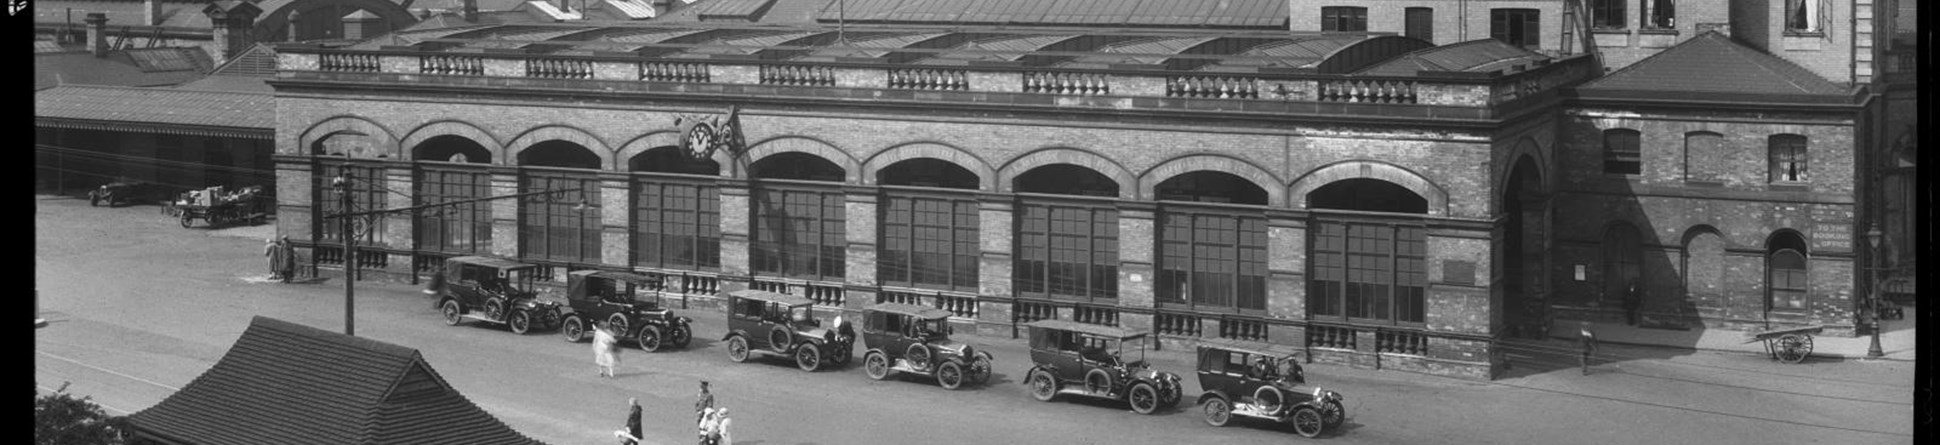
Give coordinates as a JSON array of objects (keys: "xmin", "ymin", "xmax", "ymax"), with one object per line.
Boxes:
[
  {"xmin": 1116, "ymin": 202, "xmax": 1158, "ymax": 331},
  {"xmin": 975, "ymin": 194, "xmax": 1014, "ymax": 337},
  {"xmin": 842, "ymin": 187, "xmax": 880, "ymax": 312}
]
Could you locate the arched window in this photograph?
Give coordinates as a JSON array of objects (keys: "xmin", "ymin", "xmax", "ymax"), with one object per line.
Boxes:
[
  {"xmin": 1157, "ymin": 172, "xmax": 1270, "ymax": 313},
  {"xmin": 1307, "ymin": 179, "xmax": 1429, "ymax": 324},
  {"xmin": 629, "ymin": 147, "xmax": 720, "ymax": 271},
  {"xmin": 750, "ymin": 153, "xmax": 846, "ymax": 282},
  {"xmin": 1769, "ymin": 134, "xmax": 1808, "ymax": 183},
  {"xmin": 1603, "ymin": 129, "xmax": 1641, "ymax": 175},
  {"xmin": 517, "ymin": 141, "xmax": 602, "ymax": 263},
  {"xmin": 413, "ymin": 135, "xmax": 493, "ymax": 254},
  {"xmin": 1014, "ymin": 164, "xmax": 1120, "ymax": 301},
  {"xmin": 877, "ymin": 159, "xmax": 980, "ymax": 291},
  {"xmin": 1767, "ymin": 232, "xmax": 1810, "ymax": 313}
]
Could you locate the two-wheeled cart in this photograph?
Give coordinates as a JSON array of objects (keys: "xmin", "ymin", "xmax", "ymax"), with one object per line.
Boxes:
[
  {"xmin": 177, "ymin": 192, "xmax": 271, "ymax": 228},
  {"xmin": 1742, "ymin": 325, "xmax": 1823, "ymax": 364}
]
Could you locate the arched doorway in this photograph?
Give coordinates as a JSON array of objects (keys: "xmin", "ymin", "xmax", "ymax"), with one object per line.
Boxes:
[
  {"xmin": 517, "ymin": 140, "xmax": 602, "ymax": 263},
  {"xmin": 412, "ymin": 135, "xmax": 493, "ymax": 254},
  {"xmin": 1765, "ymin": 231, "xmax": 1810, "ymax": 324},
  {"xmin": 1501, "ymin": 155, "xmax": 1546, "ymax": 338}
]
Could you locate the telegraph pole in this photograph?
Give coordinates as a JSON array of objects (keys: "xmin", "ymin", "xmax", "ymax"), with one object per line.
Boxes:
[{"xmin": 335, "ymin": 170, "xmax": 356, "ymax": 336}]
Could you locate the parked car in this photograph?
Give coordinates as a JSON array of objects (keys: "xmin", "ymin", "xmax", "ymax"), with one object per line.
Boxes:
[
  {"xmin": 426, "ymin": 256, "xmax": 562, "ymax": 335},
  {"xmin": 1194, "ymin": 339, "xmax": 1347, "ymax": 438},
  {"xmin": 557, "ymin": 270, "xmax": 694, "ymax": 352},
  {"xmin": 858, "ymin": 303, "xmax": 994, "ymax": 389},
  {"xmin": 720, "ymin": 289, "xmax": 855, "ymax": 372},
  {"xmin": 89, "ymin": 181, "xmax": 168, "ymax": 207},
  {"xmin": 1022, "ymin": 319, "xmax": 1183, "ymax": 414}
]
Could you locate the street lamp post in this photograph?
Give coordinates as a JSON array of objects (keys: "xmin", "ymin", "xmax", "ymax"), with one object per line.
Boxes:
[
  {"xmin": 1864, "ymin": 225, "xmax": 1884, "ymax": 359},
  {"xmin": 334, "ymin": 171, "xmax": 356, "ymax": 336}
]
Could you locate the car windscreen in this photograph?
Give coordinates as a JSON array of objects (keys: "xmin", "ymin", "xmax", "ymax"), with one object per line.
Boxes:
[
  {"xmin": 503, "ymin": 268, "xmax": 537, "ymax": 293},
  {"xmin": 912, "ymin": 318, "xmax": 949, "ymax": 338},
  {"xmin": 787, "ymin": 305, "xmax": 818, "ymax": 326}
]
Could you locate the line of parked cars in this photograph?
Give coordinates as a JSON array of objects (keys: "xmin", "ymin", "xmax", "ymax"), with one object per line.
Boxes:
[{"xmin": 425, "ymin": 255, "xmax": 1349, "ymax": 438}]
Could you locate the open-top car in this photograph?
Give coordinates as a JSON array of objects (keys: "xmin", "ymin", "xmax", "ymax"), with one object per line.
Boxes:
[
  {"xmin": 720, "ymin": 289, "xmax": 855, "ymax": 372},
  {"xmin": 89, "ymin": 180, "xmax": 168, "ymax": 207},
  {"xmin": 1023, "ymin": 320, "xmax": 1183, "ymax": 414},
  {"xmin": 1195, "ymin": 339, "xmax": 1347, "ymax": 438},
  {"xmin": 426, "ymin": 256, "xmax": 561, "ymax": 335},
  {"xmin": 858, "ymin": 303, "xmax": 994, "ymax": 389},
  {"xmin": 557, "ymin": 270, "xmax": 694, "ymax": 352}
]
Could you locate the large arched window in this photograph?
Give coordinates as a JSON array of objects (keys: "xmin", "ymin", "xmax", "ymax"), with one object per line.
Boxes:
[
  {"xmin": 1601, "ymin": 222, "xmax": 1642, "ymax": 306},
  {"xmin": 750, "ymin": 153, "xmax": 846, "ymax": 282},
  {"xmin": 1767, "ymin": 232, "xmax": 1809, "ymax": 313},
  {"xmin": 413, "ymin": 135, "xmax": 493, "ymax": 254},
  {"xmin": 878, "ymin": 159, "xmax": 980, "ymax": 291},
  {"xmin": 1307, "ymin": 179, "xmax": 1427, "ymax": 324},
  {"xmin": 1014, "ymin": 164, "xmax": 1120, "ymax": 301},
  {"xmin": 311, "ymin": 131, "xmax": 390, "ymax": 250},
  {"xmin": 1158, "ymin": 172, "xmax": 1269, "ymax": 314},
  {"xmin": 518, "ymin": 141, "xmax": 602, "ymax": 263},
  {"xmin": 630, "ymin": 147, "xmax": 720, "ymax": 271}
]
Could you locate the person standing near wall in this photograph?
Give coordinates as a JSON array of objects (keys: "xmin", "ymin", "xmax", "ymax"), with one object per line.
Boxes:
[{"xmin": 1623, "ymin": 280, "xmax": 1642, "ymax": 326}]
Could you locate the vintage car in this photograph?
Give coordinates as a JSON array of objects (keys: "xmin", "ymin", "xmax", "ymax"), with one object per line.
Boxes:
[
  {"xmin": 858, "ymin": 303, "xmax": 994, "ymax": 389},
  {"xmin": 557, "ymin": 270, "xmax": 694, "ymax": 352},
  {"xmin": 426, "ymin": 256, "xmax": 562, "ymax": 335},
  {"xmin": 1195, "ymin": 339, "xmax": 1347, "ymax": 438},
  {"xmin": 89, "ymin": 181, "xmax": 167, "ymax": 207},
  {"xmin": 1022, "ymin": 319, "xmax": 1183, "ymax": 414},
  {"xmin": 720, "ymin": 289, "xmax": 855, "ymax": 372}
]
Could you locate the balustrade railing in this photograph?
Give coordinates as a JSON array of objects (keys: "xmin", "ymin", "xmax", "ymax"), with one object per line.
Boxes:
[
  {"xmin": 878, "ymin": 290, "xmax": 924, "ymax": 306},
  {"xmin": 1167, "ymin": 76, "xmax": 1259, "ymax": 99},
  {"xmin": 1318, "ymin": 79, "xmax": 1417, "ymax": 103},
  {"xmin": 1013, "ymin": 300, "xmax": 1057, "ymax": 323},
  {"xmin": 1073, "ymin": 305, "xmax": 1118, "ymax": 327},
  {"xmin": 412, "ymin": 253, "xmax": 447, "ymax": 274},
  {"xmin": 935, "ymin": 294, "xmax": 978, "ymax": 318},
  {"xmin": 888, "ymin": 69, "xmax": 967, "ymax": 90},
  {"xmin": 312, "ymin": 246, "xmax": 388, "ymax": 269},
  {"xmin": 1307, "ymin": 325, "xmax": 1358, "ymax": 350},
  {"xmin": 1023, "ymin": 71, "xmax": 1110, "ymax": 95},
  {"xmin": 420, "ymin": 55, "xmax": 483, "ymax": 75},
  {"xmin": 760, "ymin": 65, "xmax": 834, "ymax": 86},
  {"xmin": 1375, "ymin": 330, "xmax": 1428, "ymax": 355},
  {"xmin": 640, "ymin": 62, "xmax": 711, "ymax": 82},
  {"xmin": 1154, "ymin": 312, "xmax": 1202, "ymax": 337},
  {"xmin": 526, "ymin": 58, "xmax": 592, "ymax": 79},
  {"xmin": 314, "ymin": 246, "xmax": 343, "ymax": 266},
  {"xmin": 320, "ymin": 53, "xmax": 380, "ymax": 72},
  {"xmin": 1218, "ymin": 318, "xmax": 1268, "ymax": 341},
  {"xmin": 656, "ymin": 273, "xmax": 719, "ymax": 297}
]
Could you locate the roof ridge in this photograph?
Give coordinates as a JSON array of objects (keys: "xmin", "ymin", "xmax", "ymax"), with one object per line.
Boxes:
[{"xmin": 42, "ymin": 83, "xmax": 273, "ymax": 96}]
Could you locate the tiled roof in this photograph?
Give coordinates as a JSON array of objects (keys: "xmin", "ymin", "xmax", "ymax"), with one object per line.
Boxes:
[
  {"xmin": 36, "ymin": 85, "xmax": 274, "ymax": 129},
  {"xmin": 174, "ymin": 74, "xmax": 275, "ymax": 93},
  {"xmin": 1578, "ymin": 32, "xmax": 1850, "ymax": 99},
  {"xmin": 1356, "ymin": 39, "xmax": 1550, "ymax": 77},
  {"xmin": 34, "ymin": 49, "xmax": 213, "ymax": 90},
  {"xmin": 207, "ymin": 44, "xmax": 278, "ymax": 77},
  {"xmin": 127, "ymin": 316, "xmax": 544, "ymax": 445},
  {"xmin": 819, "ymin": 0, "xmax": 1287, "ymax": 29}
]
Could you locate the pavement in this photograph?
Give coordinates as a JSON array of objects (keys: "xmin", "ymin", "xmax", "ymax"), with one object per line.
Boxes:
[{"xmin": 1548, "ymin": 314, "xmax": 1917, "ymax": 363}]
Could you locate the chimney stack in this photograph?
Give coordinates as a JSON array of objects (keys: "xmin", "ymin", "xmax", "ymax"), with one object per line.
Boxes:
[
  {"xmin": 203, "ymin": 1, "xmax": 263, "ymax": 66},
  {"xmin": 85, "ymin": 13, "xmax": 109, "ymax": 57},
  {"xmin": 287, "ymin": 10, "xmax": 302, "ymax": 42},
  {"xmin": 146, "ymin": 0, "xmax": 163, "ymax": 26},
  {"xmin": 463, "ymin": 0, "xmax": 479, "ymax": 22}
]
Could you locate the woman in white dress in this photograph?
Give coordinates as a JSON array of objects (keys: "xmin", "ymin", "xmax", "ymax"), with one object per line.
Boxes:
[{"xmin": 593, "ymin": 322, "xmax": 618, "ymax": 377}]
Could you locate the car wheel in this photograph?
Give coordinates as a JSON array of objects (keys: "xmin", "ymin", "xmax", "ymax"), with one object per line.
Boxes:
[
  {"xmin": 864, "ymin": 352, "xmax": 891, "ymax": 380},
  {"xmin": 795, "ymin": 342, "xmax": 822, "ymax": 372},
  {"xmin": 1161, "ymin": 383, "xmax": 1182, "ymax": 408},
  {"xmin": 561, "ymin": 316, "xmax": 586, "ymax": 342},
  {"xmin": 670, "ymin": 325, "xmax": 692, "ymax": 348},
  {"xmin": 968, "ymin": 352, "xmax": 993, "ymax": 385},
  {"xmin": 484, "ymin": 300, "xmax": 505, "ymax": 321},
  {"xmin": 509, "ymin": 310, "xmax": 532, "ymax": 334},
  {"xmin": 1290, "ymin": 406, "xmax": 1324, "ymax": 438},
  {"xmin": 179, "ymin": 213, "xmax": 195, "ymax": 228},
  {"xmin": 1029, "ymin": 370, "xmax": 1058, "ymax": 402},
  {"xmin": 1128, "ymin": 382, "xmax": 1159, "ymax": 414},
  {"xmin": 726, "ymin": 336, "xmax": 750, "ymax": 363},
  {"xmin": 637, "ymin": 325, "xmax": 663, "ymax": 352},
  {"xmin": 607, "ymin": 314, "xmax": 630, "ymax": 339},
  {"xmin": 441, "ymin": 300, "xmax": 462, "ymax": 326},
  {"xmin": 1322, "ymin": 399, "xmax": 1345, "ymax": 429},
  {"xmin": 936, "ymin": 361, "xmax": 964, "ymax": 390},
  {"xmin": 1203, "ymin": 397, "xmax": 1233, "ymax": 427}
]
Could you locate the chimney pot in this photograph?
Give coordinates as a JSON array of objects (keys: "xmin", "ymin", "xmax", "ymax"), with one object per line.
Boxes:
[
  {"xmin": 146, "ymin": 0, "xmax": 162, "ymax": 26},
  {"xmin": 85, "ymin": 13, "xmax": 109, "ymax": 57},
  {"xmin": 463, "ymin": 0, "xmax": 479, "ymax": 22}
]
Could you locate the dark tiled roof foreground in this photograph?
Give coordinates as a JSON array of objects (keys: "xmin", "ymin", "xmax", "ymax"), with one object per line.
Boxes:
[
  {"xmin": 36, "ymin": 85, "xmax": 275, "ymax": 129},
  {"xmin": 1579, "ymin": 32, "xmax": 1850, "ymax": 98},
  {"xmin": 128, "ymin": 316, "xmax": 544, "ymax": 445}
]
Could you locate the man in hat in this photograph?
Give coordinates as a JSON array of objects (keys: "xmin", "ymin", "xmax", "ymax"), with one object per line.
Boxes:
[
  {"xmin": 694, "ymin": 380, "xmax": 715, "ymax": 424},
  {"xmin": 276, "ymin": 236, "xmax": 296, "ymax": 283},
  {"xmin": 263, "ymin": 237, "xmax": 288, "ymax": 282},
  {"xmin": 1579, "ymin": 322, "xmax": 1598, "ymax": 375}
]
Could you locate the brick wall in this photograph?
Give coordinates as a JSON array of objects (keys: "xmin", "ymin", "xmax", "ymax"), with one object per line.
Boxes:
[{"xmin": 1287, "ymin": 0, "xmax": 1567, "ymax": 52}]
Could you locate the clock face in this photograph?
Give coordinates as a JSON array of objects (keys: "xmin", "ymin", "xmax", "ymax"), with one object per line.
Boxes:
[{"xmin": 684, "ymin": 123, "xmax": 715, "ymax": 160}]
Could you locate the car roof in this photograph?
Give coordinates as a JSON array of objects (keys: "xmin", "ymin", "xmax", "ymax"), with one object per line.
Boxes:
[
  {"xmin": 445, "ymin": 256, "xmax": 538, "ymax": 270},
  {"xmin": 572, "ymin": 269, "xmax": 663, "ymax": 284},
  {"xmin": 863, "ymin": 303, "xmax": 954, "ymax": 320},
  {"xmin": 1195, "ymin": 338, "xmax": 1304, "ymax": 358},
  {"xmin": 723, "ymin": 289, "xmax": 815, "ymax": 306},
  {"xmin": 1024, "ymin": 319, "xmax": 1144, "ymax": 339}
]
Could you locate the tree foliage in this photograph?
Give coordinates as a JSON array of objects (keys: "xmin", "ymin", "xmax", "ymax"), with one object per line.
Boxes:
[{"xmin": 36, "ymin": 382, "xmax": 129, "ymax": 445}]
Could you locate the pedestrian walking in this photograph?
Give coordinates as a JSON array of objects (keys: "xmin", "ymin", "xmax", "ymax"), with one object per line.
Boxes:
[
  {"xmin": 594, "ymin": 322, "xmax": 619, "ymax": 377},
  {"xmin": 712, "ymin": 407, "xmax": 733, "ymax": 445},
  {"xmin": 694, "ymin": 380, "xmax": 715, "ymax": 424},
  {"xmin": 1623, "ymin": 280, "xmax": 1642, "ymax": 326},
  {"xmin": 697, "ymin": 407, "xmax": 717, "ymax": 445},
  {"xmin": 1579, "ymin": 322, "xmax": 1598, "ymax": 375},
  {"xmin": 276, "ymin": 236, "xmax": 296, "ymax": 283},
  {"xmin": 620, "ymin": 397, "xmax": 643, "ymax": 445}
]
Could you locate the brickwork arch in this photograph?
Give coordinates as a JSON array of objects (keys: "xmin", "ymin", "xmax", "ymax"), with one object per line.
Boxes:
[
  {"xmin": 997, "ymin": 147, "xmax": 1138, "ymax": 199},
  {"xmin": 299, "ymin": 115, "xmax": 397, "ymax": 159},
  {"xmin": 1289, "ymin": 160, "xmax": 1450, "ymax": 216},
  {"xmin": 400, "ymin": 120, "xmax": 504, "ymax": 165},
  {"xmin": 861, "ymin": 142, "xmax": 997, "ymax": 191},
  {"xmin": 615, "ymin": 131, "xmax": 734, "ymax": 176},
  {"xmin": 1139, "ymin": 154, "xmax": 1285, "ymax": 207},
  {"xmin": 506, "ymin": 125, "xmax": 614, "ymax": 168},
  {"xmin": 1498, "ymin": 138, "xmax": 1549, "ymax": 197},
  {"xmin": 744, "ymin": 136, "xmax": 861, "ymax": 183},
  {"xmin": 1680, "ymin": 224, "xmax": 1736, "ymax": 251}
]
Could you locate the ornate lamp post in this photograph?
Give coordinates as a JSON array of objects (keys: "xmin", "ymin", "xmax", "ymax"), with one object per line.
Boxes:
[
  {"xmin": 1864, "ymin": 225, "xmax": 1885, "ymax": 359},
  {"xmin": 332, "ymin": 170, "xmax": 356, "ymax": 336}
]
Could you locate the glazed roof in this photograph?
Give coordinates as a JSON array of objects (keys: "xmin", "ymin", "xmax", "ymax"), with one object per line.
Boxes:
[
  {"xmin": 1355, "ymin": 39, "xmax": 1550, "ymax": 76},
  {"xmin": 36, "ymin": 85, "xmax": 274, "ymax": 129},
  {"xmin": 353, "ymin": 23, "xmax": 1418, "ymax": 74},
  {"xmin": 817, "ymin": 0, "xmax": 1287, "ymax": 28},
  {"xmin": 1578, "ymin": 32, "xmax": 1850, "ymax": 99},
  {"xmin": 127, "ymin": 317, "xmax": 543, "ymax": 445}
]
